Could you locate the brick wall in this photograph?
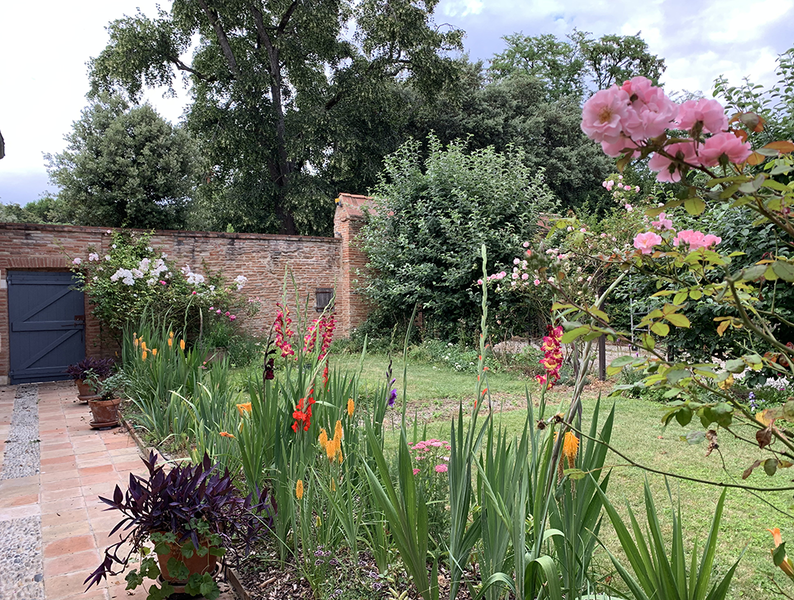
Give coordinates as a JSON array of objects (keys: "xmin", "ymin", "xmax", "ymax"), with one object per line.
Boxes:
[{"xmin": 0, "ymin": 206, "xmax": 372, "ymax": 384}]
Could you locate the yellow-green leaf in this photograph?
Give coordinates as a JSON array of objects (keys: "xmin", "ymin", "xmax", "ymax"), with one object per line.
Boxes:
[
  {"xmin": 665, "ymin": 313, "xmax": 691, "ymax": 328},
  {"xmin": 651, "ymin": 321, "xmax": 670, "ymax": 336},
  {"xmin": 684, "ymin": 197, "xmax": 706, "ymax": 215}
]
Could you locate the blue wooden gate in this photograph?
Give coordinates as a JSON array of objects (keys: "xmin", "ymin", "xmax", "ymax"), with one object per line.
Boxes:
[{"xmin": 7, "ymin": 271, "xmax": 86, "ymax": 384}]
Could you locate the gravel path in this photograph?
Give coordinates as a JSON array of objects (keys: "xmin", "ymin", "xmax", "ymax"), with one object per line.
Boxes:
[{"xmin": 0, "ymin": 384, "xmax": 44, "ymax": 600}]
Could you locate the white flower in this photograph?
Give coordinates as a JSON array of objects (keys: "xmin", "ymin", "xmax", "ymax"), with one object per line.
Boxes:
[
  {"xmin": 88, "ymin": 253, "xmax": 99, "ymax": 262},
  {"xmin": 187, "ymin": 272, "xmax": 205, "ymax": 285},
  {"xmin": 72, "ymin": 257, "xmax": 82, "ymax": 265},
  {"xmin": 139, "ymin": 258, "xmax": 151, "ymax": 272},
  {"xmin": 105, "ymin": 255, "xmax": 111, "ymax": 261},
  {"xmin": 93, "ymin": 276, "xmax": 98, "ymax": 281},
  {"xmin": 112, "ymin": 244, "xmax": 117, "ymax": 249},
  {"xmin": 146, "ymin": 278, "xmax": 156, "ymax": 286},
  {"xmin": 147, "ymin": 246, "xmax": 153, "ymax": 252},
  {"xmin": 161, "ymin": 253, "xmax": 168, "ymax": 258},
  {"xmin": 131, "ymin": 269, "xmax": 144, "ymax": 279},
  {"xmin": 234, "ymin": 275, "xmax": 248, "ymax": 290},
  {"xmin": 209, "ymin": 285, "xmax": 215, "ymax": 292}
]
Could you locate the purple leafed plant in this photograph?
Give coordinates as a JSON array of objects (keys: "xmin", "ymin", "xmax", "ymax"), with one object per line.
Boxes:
[
  {"xmin": 84, "ymin": 451, "xmax": 271, "ymax": 590},
  {"xmin": 65, "ymin": 356, "xmax": 115, "ymax": 381}
]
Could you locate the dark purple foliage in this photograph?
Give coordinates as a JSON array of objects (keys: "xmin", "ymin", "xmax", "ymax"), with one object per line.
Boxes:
[
  {"xmin": 65, "ymin": 357, "xmax": 114, "ymax": 380},
  {"xmin": 84, "ymin": 451, "xmax": 271, "ymax": 590}
]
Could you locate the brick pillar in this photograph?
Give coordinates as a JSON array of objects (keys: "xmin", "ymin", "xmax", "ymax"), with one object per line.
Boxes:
[{"xmin": 334, "ymin": 194, "xmax": 373, "ymax": 338}]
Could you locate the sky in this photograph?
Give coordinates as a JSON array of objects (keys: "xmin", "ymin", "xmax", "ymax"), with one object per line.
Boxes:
[{"xmin": 1, "ymin": 0, "xmax": 792, "ymax": 206}]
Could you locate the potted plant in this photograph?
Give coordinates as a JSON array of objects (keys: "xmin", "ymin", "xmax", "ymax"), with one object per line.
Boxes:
[
  {"xmin": 84, "ymin": 452, "xmax": 269, "ymax": 600},
  {"xmin": 65, "ymin": 357, "xmax": 114, "ymax": 402},
  {"xmin": 85, "ymin": 371, "xmax": 127, "ymax": 429}
]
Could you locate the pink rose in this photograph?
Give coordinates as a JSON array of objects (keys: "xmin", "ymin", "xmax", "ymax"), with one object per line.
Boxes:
[
  {"xmin": 159, "ymin": 280, "xmax": 167, "ymax": 285},
  {"xmin": 601, "ymin": 137, "xmax": 640, "ymax": 158},
  {"xmin": 191, "ymin": 290, "xmax": 197, "ymax": 295},
  {"xmin": 673, "ymin": 230, "xmax": 722, "ymax": 250},
  {"xmin": 621, "ymin": 77, "xmax": 678, "ymax": 139},
  {"xmin": 676, "ymin": 99, "xmax": 728, "ymax": 134},
  {"xmin": 477, "ymin": 279, "xmax": 483, "ymax": 285},
  {"xmin": 698, "ymin": 132, "xmax": 752, "ymax": 167},
  {"xmin": 225, "ymin": 311, "xmax": 230, "ymax": 316},
  {"xmin": 216, "ymin": 309, "xmax": 222, "ymax": 314},
  {"xmin": 534, "ymin": 279, "xmax": 541, "ymax": 286},
  {"xmin": 230, "ymin": 315, "xmax": 236, "ymax": 321},
  {"xmin": 648, "ymin": 142, "xmax": 698, "ymax": 183},
  {"xmin": 581, "ymin": 87, "xmax": 631, "ymax": 144},
  {"xmin": 651, "ymin": 212, "xmax": 673, "ymax": 230},
  {"xmin": 633, "ymin": 231, "xmax": 663, "ymax": 254}
]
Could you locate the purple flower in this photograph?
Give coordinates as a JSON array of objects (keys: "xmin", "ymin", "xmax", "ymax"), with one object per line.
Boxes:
[{"xmin": 388, "ymin": 388, "xmax": 397, "ymax": 407}]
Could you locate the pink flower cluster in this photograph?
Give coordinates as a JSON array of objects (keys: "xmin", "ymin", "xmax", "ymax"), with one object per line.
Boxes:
[
  {"xmin": 304, "ymin": 314, "xmax": 336, "ymax": 360},
  {"xmin": 209, "ymin": 306, "xmax": 236, "ymax": 322},
  {"xmin": 274, "ymin": 303, "xmax": 295, "ymax": 358},
  {"xmin": 632, "ymin": 214, "xmax": 721, "ymax": 255},
  {"xmin": 409, "ymin": 439, "xmax": 451, "ymax": 476},
  {"xmin": 536, "ymin": 324, "xmax": 564, "ymax": 389},
  {"xmin": 582, "ymin": 77, "xmax": 752, "ymax": 182}
]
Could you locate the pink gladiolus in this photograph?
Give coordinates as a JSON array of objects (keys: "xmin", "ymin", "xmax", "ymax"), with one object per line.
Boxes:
[
  {"xmin": 676, "ymin": 98, "xmax": 728, "ymax": 134},
  {"xmin": 698, "ymin": 132, "xmax": 752, "ymax": 167},
  {"xmin": 673, "ymin": 230, "xmax": 722, "ymax": 250},
  {"xmin": 651, "ymin": 212, "xmax": 674, "ymax": 230},
  {"xmin": 581, "ymin": 87, "xmax": 631, "ymax": 143},
  {"xmin": 633, "ymin": 231, "xmax": 663, "ymax": 254},
  {"xmin": 648, "ymin": 142, "xmax": 698, "ymax": 183}
]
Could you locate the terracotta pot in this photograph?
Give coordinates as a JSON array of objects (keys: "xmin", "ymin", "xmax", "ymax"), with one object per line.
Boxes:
[
  {"xmin": 75, "ymin": 379, "xmax": 97, "ymax": 403},
  {"xmin": 88, "ymin": 397, "xmax": 121, "ymax": 429},
  {"xmin": 156, "ymin": 540, "xmax": 218, "ymax": 584}
]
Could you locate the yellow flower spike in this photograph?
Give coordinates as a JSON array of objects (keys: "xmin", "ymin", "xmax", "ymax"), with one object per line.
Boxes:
[
  {"xmin": 563, "ymin": 431, "xmax": 580, "ymax": 469},
  {"xmin": 168, "ymin": 338, "xmax": 173, "ymax": 348},
  {"xmin": 296, "ymin": 479, "xmax": 304, "ymax": 500},
  {"xmin": 769, "ymin": 528, "xmax": 794, "ymax": 580},
  {"xmin": 334, "ymin": 419, "xmax": 343, "ymax": 442},
  {"xmin": 133, "ymin": 337, "xmax": 139, "ymax": 348},
  {"xmin": 236, "ymin": 402, "xmax": 252, "ymax": 417},
  {"xmin": 347, "ymin": 398, "xmax": 355, "ymax": 417},
  {"xmin": 169, "ymin": 330, "xmax": 174, "ymax": 339},
  {"xmin": 179, "ymin": 339, "xmax": 186, "ymax": 351},
  {"xmin": 318, "ymin": 428, "xmax": 328, "ymax": 450},
  {"xmin": 219, "ymin": 431, "xmax": 235, "ymax": 439},
  {"xmin": 141, "ymin": 341, "xmax": 147, "ymax": 351},
  {"xmin": 141, "ymin": 350, "xmax": 148, "ymax": 361},
  {"xmin": 326, "ymin": 437, "xmax": 337, "ymax": 461},
  {"xmin": 152, "ymin": 348, "xmax": 158, "ymax": 357}
]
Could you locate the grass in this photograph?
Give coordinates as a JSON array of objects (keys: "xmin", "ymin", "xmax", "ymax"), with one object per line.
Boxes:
[{"xmin": 333, "ymin": 350, "xmax": 791, "ymax": 599}]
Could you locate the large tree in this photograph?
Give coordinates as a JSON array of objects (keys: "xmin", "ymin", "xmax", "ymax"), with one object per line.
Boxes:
[
  {"xmin": 488, "ymin": 30, "xmax": 666, "ymax": 97},
  {"xmin": 89, "ymin": 0, "xmax": 463, "ymax": 235},
  {"xmin": 46, "ymin": 94, "xmax": 199, "ymax": 229}
]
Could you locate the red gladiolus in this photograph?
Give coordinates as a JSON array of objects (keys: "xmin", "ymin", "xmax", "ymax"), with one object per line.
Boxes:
[
  {"xmin": 536, "ymin": 324, "xmax": 564, "ymax": 390},
  {"xmin": 274, "ymin": 303, "xmax": 295, "ymax": 358},
  {"xmin": 291, "ymin": 388, "xmax": 315, "ymax": 432}
]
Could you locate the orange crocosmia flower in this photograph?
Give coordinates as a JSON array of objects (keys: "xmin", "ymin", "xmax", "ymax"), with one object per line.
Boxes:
[
  {"xmin": 563, "ymin": 431, "xmax": 580, "ymax": 468},
  {"xmin": 168, "ymin": 338, "xmax": 173, "ymax": 348},
  {"xmin": 169, "ymin": 330, "xmax": 175, "ymax": 339},
  {"xmin": 179, "ymin": 339, "xmax": 186, "ymax": 351},
  {"xmin": 334, "ymin": 419, "xmax": 343, "ymax": 442},
  {"xmin": 296, "ymin": 479, "xmax": 304, "ymax": 500},
  {"xmin": 347, "ymin": 398, "xmax": 355, "ymax": 417},
  {"xmin": 152, "ymin": 348, "xmax": 158, "ymax": 357},
  {"xmin": 236, "ymin": 402, "xmax": 252, "ymax": 416},
  {"xmin": 318, "ymin": 428, "xmax": 328, "ymax": 450},
  {"xmin": 141, "ymin": 350, "xmax": 148, "ymax": 361},
  {"xmin": 141, "ymin": 341, "xmax": 147, "ymax": 351},
  {"xmin": 219, "ymin": 431, "xmax": 235, "ymax": 439}
]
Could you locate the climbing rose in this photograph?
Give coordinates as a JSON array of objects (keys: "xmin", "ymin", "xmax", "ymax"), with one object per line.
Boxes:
[
  {"xmin": 673, "ymin": 230, "xmax": 722, "ymax": 250},
  {"xmin": 581, "ymin": 86, "xmax": 631, "ymax": 144},
  {"xmin": 651, "ymin": 212, "xmax": 674, "ymax": 230},
  {"xmin": 620, "ymin": 76, "xmax": 678, "ymax": 139},
  {"xmin": 633, "ymin": 231, "xmax": 663, "ymax": 254},
  {"xmin": 676, "ymin": 98, "xmax": 728, "ymax": 134},
  {"xmin": 647, "ymin": 142, "xmax": 698, "ymax": 183},
  {"xmin": 698, "ymin": 132, "xmax": 752, "ymax": 167}
]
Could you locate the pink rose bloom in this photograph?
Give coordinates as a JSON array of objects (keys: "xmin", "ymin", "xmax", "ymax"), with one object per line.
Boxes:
[
  {"xmin": 651, "ymin": 212, "xmax": 674, "ymax": 230},
  {"xmin": 521, "ymin": 273, "xmax": 529, "ymax": 280},
  {"xmin": 216, "ymin": 309, "xmax": 222, "ymax": 314},
  {"xmin": 673, "ymin": 230, "xmax": 721, "ymax": 250},
  {"xmin": 698, "ymin": 132, "xmax": 752, "ymax": 167},
  {"xmin": 625, "ymin": 204, "xmax": 633, "ymax": 212},
  {"xmin": 225, "ymin": 311, "xmax": 230, "ymax": 316},
  {"xmin": 435, "ymin": 464, "xmax": 448, "ymax": 473},
  {"xmin": 534, "ymin": 279, "xmax": 541, "ymax": 286},
  {"xmin": 648, "ymin": 142, "xmax": 698, "ymax": 183},
  {"xmin": 522, "ymin": 241, "xmax": 530, "ymax": 248},
  {"xmin": 477, "ymin": 279, "xmax": 483, "ymax": 285},
  {"xmin": 633, "ymin": 231, "xmax": 663, "ymax": 254},
  {"xmin": 581, "ymin": 87, "xmax": 631, "ymax": 143},
  {"xmin": 72, "ymin": 257, "xmax": 82, "ymax": 265},
  {"xmin": 230, "ymin": 315, "xmax": 236, "ymax": 321},
  {"xmin": 601, "ymin": 137, "xmax": 640, "ymax": 158},
  {"xmin": 160, "ymin": 280, "xmax": 167, "ymax": 285},
  {"xmin": 621, "ymin": 77, "xmax": 678, "ymax": 139},
  {"xmin": 676, "ymin": 99, "xmax": 728, "ymax": 134}
]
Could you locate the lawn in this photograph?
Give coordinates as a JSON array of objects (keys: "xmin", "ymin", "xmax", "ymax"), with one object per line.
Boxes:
[{"xmin": 333, "ymin": 351, "xmax": 790, "ymax": 599}]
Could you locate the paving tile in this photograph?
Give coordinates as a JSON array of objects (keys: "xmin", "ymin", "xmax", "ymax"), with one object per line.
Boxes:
[
  {"xmin": 44, "ymin": 534, "xmax": 96, "ymax": 558},
  {"xmin": 42, "ymin": 519, "xmax": 93, "ymax": 542},
  {"xmin": 44, "ymin": 570, "xmax": 97, "ymax": 599},
  {"xmin": 40, "ymin": 468, "xmax": 80, "ymax": 482},
  {"xmin": 0, "ymin": 492, "xmax": 39, "ymax": 508},
  {"xmin": 0, "ymin": 502, "xmax": 41, "ymax": 522},
  {"xmin": 41, "ymin": 486, "xmax": 83, "ymax": 503},
  {"xmin": 79, "ymin": 465, "xmax": 118, "ymax": 477},
  {"xmin": 41, "ymin": 507, "xmax": 88, "ymax": 528},
  {"xmin": 41, "ymin": 477, "xmax": 82, "ymax": 492},
  {"xmin": 42, "ymin": 495, "xmax": 87, "ymax": 515},
  {"xmin": 44, "ymin": 548, "xmax": 101, "ymax": 578}
]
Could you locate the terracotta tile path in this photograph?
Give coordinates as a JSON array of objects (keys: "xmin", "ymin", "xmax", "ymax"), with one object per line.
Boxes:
[{"xmin": 0, "ymin": 381, "xmax": 155, "ymax": 600}]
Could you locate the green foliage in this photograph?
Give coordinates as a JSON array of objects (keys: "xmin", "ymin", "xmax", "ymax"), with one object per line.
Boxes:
[
  {"xmin": 596, "ymin": 481, "xmax": 741, "ymax": 600},
  {"xmin": 0, "ymin": 195, "xmax": 72, "ymax": 224},
  {"xmin": 359, "ymin": 135, "xmax": 556, "ymax": 339},
  {"xmin": 46, "ymin": 93, "xmax": 199, "ymax": 229},
  {"xmin": 489, "ymin": 30, "xmax": 666, "ymax": 95},
  {"xmin": 89, "ymin": 1, "xmax": 464, "ymax": 235}
]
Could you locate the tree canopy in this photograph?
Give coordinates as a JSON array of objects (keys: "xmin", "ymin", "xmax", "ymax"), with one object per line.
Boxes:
[
  {"xmin": 46, "ymin": 94, "xmax": 199, "ymax": 229},
  {"xmin": 89, "ymin": 0, "xmax": 464, "ymax": 235}
]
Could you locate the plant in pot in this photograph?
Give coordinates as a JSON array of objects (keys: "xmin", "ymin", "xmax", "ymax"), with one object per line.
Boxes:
[
  {"xmin": 65, "ymin": 357, "xmax": 114, "ymax": 402},
  {"xmin": 84, "ymin": 451, "xmax": 269, "ymax": 600},
  {"xmin": 85, "ymin": 371, "xmax": 127, "ymax": 429}
]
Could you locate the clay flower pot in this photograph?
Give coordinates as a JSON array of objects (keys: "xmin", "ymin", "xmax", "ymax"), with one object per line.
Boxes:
[
  {"xmin": 88, "ymin": 397, "xmax": 121, "ymax": 429},
  {"xmin": 156, "ymin": 541, "xmax": 218, "ymax": 591},
  {"xmin": 75, "ymin": 379, "xmax": 99, "ymax": 403}
]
